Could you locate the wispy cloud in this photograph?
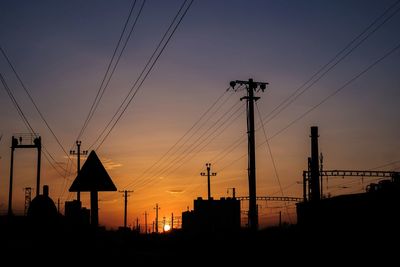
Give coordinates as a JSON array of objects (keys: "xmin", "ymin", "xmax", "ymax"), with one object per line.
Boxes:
[
  {"xmin": 166, "ymin": 189, "xmax": 184, "ymax": 194},
  {"xmin": 62, "ymin": 155, "xmax": 122, "ymax": 170},
  {"xmin": 102, "ymin": 158, "xmax": 123, "ymax": 170}
]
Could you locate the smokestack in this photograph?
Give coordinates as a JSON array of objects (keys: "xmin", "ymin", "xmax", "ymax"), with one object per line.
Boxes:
[
  {"xmin": 310, "ymin": 126, "xmax": 320, "ymax": 201},
  {"xmin": 43, "ymin": 185, "xmax": 49, "ymax": 197}
]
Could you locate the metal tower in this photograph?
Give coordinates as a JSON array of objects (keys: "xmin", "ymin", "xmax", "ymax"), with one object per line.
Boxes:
[{"xmin": 8, "ymin": 134, "xmax": 41, "ymax": 216}]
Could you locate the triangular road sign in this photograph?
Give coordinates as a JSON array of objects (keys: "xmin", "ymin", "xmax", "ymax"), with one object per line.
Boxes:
[{"xmin": 69, "ymin": 150, "xmax": 117, "ymax": 192}]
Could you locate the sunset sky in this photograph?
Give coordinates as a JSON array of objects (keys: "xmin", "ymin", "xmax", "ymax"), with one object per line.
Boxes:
[{"xmin": 0, "ymin": 0, "xmax": 399, "ymax": 230}]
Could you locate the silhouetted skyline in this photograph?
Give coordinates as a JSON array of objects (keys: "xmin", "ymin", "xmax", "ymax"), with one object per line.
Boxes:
[{"xmin": 0, "ymin": 0, "xmax": 399, "ymax": 229}]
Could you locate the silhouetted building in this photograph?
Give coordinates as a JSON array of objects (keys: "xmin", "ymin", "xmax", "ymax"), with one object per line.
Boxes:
[
  {"xmin": 297, "ymin": 176, "xmax": 400, "ymax": 230},
  {"xmin": 182, "ymin": 197, "xmax": 240, "ymax": 233},
  {"xmin": 65, "ymin": 200, "xmax": 90, "ymax": 225}
]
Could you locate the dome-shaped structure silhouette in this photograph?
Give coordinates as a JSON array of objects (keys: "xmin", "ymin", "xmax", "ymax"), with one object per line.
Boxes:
[{"xmin": 27, "ymin": 185, "xmax": 58, "ymax": 223}]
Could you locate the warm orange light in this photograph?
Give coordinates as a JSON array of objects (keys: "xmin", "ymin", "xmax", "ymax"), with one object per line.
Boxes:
[{"xmin": 163, "ymin": 224, "xmax": 171, "ymax": 232}]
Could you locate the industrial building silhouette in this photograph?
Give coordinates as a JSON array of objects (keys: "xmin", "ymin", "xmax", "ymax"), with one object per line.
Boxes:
[
  {"xmin": 297, "ymin": 126, "xmax": 400, "ymax": 235},
  {"xmin": 182, "ymin": 197, "xmax": 241, "ymax": 233}
]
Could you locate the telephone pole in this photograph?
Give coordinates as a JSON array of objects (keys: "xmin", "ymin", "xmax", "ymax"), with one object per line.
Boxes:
[
  {"xmin": 154, "ymin": 203, "xmax": 160, "ymax": 233},
  {"xmin": 144, "ymin": 211, "xmax": 148, "ymax": 234},
  {"xmin": 171, "ymin": 213, "xmax": 174, "ymax": 230},
  {"xmin": 163, "ymin": 216, "xmax": 166, "ymax": 233},
  {"xmin": 200, "ymin": 163, "xmax": 217, "ymax": 200},
  {"xmin": 229, "ymin": 78, "xmax": 268, "ymax": 231},
  {"xmin": 70, "ymin": 141, "xmax": 88, "ymax": 202},
  {"xmin": 227, "ymin": 187, "xmax": 236, "ymax": 198},
  {"xmin": 119, "ymin": 190, "xmax": 133, "ymax": 228}
]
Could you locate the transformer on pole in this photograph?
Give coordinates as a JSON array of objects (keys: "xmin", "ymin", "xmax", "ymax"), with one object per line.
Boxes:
[{"xmin": 229, "ymin": 79, "xmax": 268, "ymax": 231}]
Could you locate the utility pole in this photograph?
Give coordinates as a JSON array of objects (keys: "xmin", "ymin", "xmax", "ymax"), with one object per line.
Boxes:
[
  {"xmin": 144, "ymin": 211, "xmax": 148, "ymax": 234},
  {"xmin": 119, "ymin": 190, "xmax": 133, "ymax": 228},
  {"xmin": 200, "ymin": 163, "xmax": 217, "ymax": 200},
  {"xmin": 163, "ymin": 216, "xmax": 166, "ymax": 233},
  {"xmin": 8, "ymin": 138, "xmax": 15, "ymax": 216},
  {"xmin": 171, "ymin": 213, "xmax": 174, "ymax": 230},
  {"xmin": 154, "ymin": 203, "xmax": 160, "ymax": 233},
  {"xmin": 320, "ymin": 152, "xmax": 324, "ymax": 198},
  {"xmin": 70, "ymin": 140, "xmax": 88, "ymax": 202},
  {"xmin": 227, "ymin": 187, "xmax": 236, "ymax": 198},
  {"xmin": 136, "ymin": 217, "xmax": 139, "ymax": 232},
  {"xmin": 229, "ymin": 79, "xmax": 268, "ymax": 231}
]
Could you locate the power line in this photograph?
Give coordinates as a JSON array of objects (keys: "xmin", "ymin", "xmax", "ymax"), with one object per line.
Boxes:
[
  {"xmin": 120, "ymin": 89, "xmax": 232, "ymax": 189},
  {"xmin": 0, "ymin": 45, "xmax": 75, "ymax": 200},
  {"xmin": 123, "ymin": 89, "xmax": 242, "ymax": 192},
  {"xmin": 88, "ymin": 0, "xmax": 192, "ymax": 150},
  {"xmin": 128, "ymin": 99, "xmax": 243, "ymax": 191},
  {"xmin": 217, "ymin": 40, "xmax": 400, "ymax": 173},
  {"xmin": 0, "ymin": 45, "xmax": 72, "ymax": 162},
  {"xmin": 160, "ymin": 103, "xmax": 244, "ymax": 177},
  {"xmin": 92, "ymin": 0, "xmax": 194, "ymax": 150},
  {"xmin": 260, "ymin": 0, "xmax": 400, "ymax": 127},
  {"xmin": 256, "ymin": 102, "xmax": 292, "ymax": 223},
  {"xmin": 266, "ymin": 40, "xmax": 400, "ymax": 142},
  {"xmin": 77, "ymin": 0, "xmax": 146, "ymax": 140},
  {"xmin": 0, "ymin": 73, "xmax": 69, "ymax": 178},
  {"xmin": 211, "ymin": 1, "xmax": 400, "ymax": 169},
  {"xmin": 325, "ymin": 160, "xmax": 400, "ymax": 194},
  {"xmin": 133, "ymin": 101, "xmax": 245, "ymax": 191},
  {"xmin": 368, "ymin": 159, "xmax": 400, "ymax": 170}
]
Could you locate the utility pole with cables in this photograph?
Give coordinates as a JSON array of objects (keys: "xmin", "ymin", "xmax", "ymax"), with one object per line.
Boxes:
[
  {"xmin": 154, "ymin": 203, "xmax": 160, "ymax": 233},
  {"xmin": 119, "ymin": 190, "xmax": 133, "ymax": 228},
  {"xmin": 144, "ymin": 211, "xmax": 148, "ymax": 234},
  {"xmin": 200, "ymin": 163, "xmax": 217, "ymax": 200},
  {"xmin": 229, "ymin": 78, "xmax": 268, "ymax": 231},
  {"xmin": 70, "ymin": 140, "xmax": 88, "ymax": 202}
]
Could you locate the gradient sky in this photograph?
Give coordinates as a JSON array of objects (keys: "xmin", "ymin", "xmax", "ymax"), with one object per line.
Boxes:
[{"xmin": 0, "ymin": 0, "xmax": 399, "ymax": 230}]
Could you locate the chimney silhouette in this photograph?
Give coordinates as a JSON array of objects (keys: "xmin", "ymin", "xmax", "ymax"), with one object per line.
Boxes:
[
  {"xmin": 310, "ymin": 126, "xmax": 321, "ymax": 201},
  {"xmin": 43, "ymin": 185, "xmax": 49, "ymax": 197}
]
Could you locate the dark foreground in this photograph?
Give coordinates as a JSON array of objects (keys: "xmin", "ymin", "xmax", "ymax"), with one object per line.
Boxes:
[{"xmin": 1, "ymin": 216, "xmax": 398, "ymax": 265}]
